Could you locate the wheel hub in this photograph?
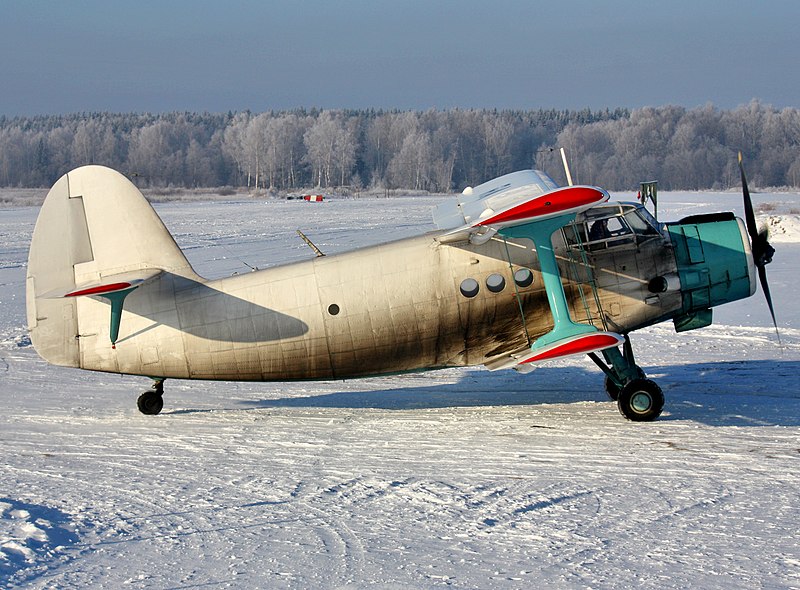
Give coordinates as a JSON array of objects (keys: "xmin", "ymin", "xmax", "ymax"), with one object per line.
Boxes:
[{"xmin": 630, "ymin": 391, "xmax": 653, "ymax": 413}]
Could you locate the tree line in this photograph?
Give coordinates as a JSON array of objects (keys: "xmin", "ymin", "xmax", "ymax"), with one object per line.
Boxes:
[{"xmin": 1, "ymin": 101, "xmax": 798, "ymax": 191}]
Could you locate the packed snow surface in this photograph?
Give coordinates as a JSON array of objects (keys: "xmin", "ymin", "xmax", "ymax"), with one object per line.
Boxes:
[{"xmin": 1, "ymin": 190, "xmax": 799, "ymax": 589}]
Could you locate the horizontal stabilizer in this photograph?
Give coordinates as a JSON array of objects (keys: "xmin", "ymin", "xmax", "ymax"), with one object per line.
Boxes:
[
  {"xmin": 43, "ymin": 269, "xmax": 163, "ymax": 299},
  {"xmin": 60, "ymin": 269, "xmax": 163, "ymax": 348},
  {"xmin": 66, "ymin": 282, "xmax": 144, "ymax": 297}
]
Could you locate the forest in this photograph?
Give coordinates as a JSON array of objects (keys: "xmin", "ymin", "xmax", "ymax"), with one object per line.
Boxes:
[{"xmin": 1, "ymin": 101, "xmax": 798, "ymax": 192}]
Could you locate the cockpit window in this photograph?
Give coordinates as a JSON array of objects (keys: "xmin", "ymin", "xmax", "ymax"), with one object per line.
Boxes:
[
  {"xmin": 566, "ymin": 203, "xmax": 661, "ymax": 251},
  {"xmin": 570, "ymin": 215, "xmax": 633, "ymax": 250}
]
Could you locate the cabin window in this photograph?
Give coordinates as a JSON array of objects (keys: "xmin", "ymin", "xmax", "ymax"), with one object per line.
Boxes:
[
  {"xmin": 328, "ymin": 304, "xmax": 340, "ymax": 315},
  {"xmin": 486, "ymin": 273, "xmax": 506, "ymax": 293},
  {"xmin": 513, "ymin": 268, "xmax": 534, "ymax": 288},
  {"xmin": 459, "ymin": 278, "xmax": 479, "ymax": 298}
]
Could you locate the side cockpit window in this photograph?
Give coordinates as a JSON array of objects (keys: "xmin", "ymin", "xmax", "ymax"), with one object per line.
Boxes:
[
  {"xmin": 566, "ymin": 203, "xmax": 662, "ymax": 251},
  {"xmin": 573, "ymin": 214, "xmax": 633, "ymax": 250}
]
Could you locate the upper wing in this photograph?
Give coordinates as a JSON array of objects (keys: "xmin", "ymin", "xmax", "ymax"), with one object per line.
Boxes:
[{"xmin": 436, "ymin": 182, "xmax": 609, "ymax": 245}]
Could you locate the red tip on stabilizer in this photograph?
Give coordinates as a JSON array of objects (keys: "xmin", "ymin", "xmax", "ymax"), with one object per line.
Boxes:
[{"xmin": 65, "ymin": 282, "xmax": 133, "ymax": 298}]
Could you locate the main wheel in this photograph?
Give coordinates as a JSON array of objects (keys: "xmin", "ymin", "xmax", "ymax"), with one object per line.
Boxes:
[
  {"xmin": 137, "ymin": 390, "xmax": 164, "ymax": 415},
  {"xmin": 617, "ymin": 378, "xmax": 664, "ymax": 422}
]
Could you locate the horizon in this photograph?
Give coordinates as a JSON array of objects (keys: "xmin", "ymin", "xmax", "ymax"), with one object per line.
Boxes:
[{"xmin": 0, "ymin": 101, "xmax": 788, "ymax": 120}]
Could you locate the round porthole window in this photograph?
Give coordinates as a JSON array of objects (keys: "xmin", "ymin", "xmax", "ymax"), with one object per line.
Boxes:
[
  {"xmin": 328, "ymin": 303, "xmax": 340, "ymax": 315},
  {"xmin": 459, "ymin": 278, "xmax": 479, "ymax": 298},
  {"xmin": 514, "ymin": 268, "xmax": 534, "ymax": 288},
  {"xmin": 486, "ymin": 273, "xmax": 506, "ymax": 293}
]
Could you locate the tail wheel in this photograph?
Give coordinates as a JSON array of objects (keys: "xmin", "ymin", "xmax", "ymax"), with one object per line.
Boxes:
[
  {"xmin": 617, "ymin": 378, "xmax": 664, "ymax": 422},
  {"xmin": 137, "ymin": 390, "xmax": 164, "ymax": 415}
]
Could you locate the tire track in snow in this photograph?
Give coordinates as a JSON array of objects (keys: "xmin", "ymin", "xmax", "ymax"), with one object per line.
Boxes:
[{"xmin": 293, "ymin": 492, "xmax": 367, "ymax": 586}]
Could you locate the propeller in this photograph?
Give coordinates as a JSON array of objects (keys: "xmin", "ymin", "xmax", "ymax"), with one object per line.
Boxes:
[{"xmin": 738, "ymin": 152, "xmax": 780, "ymax": 342}]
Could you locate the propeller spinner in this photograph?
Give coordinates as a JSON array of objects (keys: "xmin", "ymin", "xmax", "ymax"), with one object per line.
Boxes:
[{"xmin": 738, "ymin": 152, "xmax": 780, "ymax": 341}]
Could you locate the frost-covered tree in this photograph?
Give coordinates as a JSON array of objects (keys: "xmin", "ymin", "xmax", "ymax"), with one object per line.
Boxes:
[
  {"xmin": 3, "ymin": 105, "xmax": 800, "ymax": 190},
  {"xmin": 303, "ymin": 111, "xmax": 358, "ymax": 188}
]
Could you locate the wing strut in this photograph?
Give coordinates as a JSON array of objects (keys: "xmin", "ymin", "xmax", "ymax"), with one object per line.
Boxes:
[
  {"xmin": 437, "ymin": 180, "xmax": 623, "ymax": 371},
  {"xmin": 491, "ymin": 213, "xmax": 623, "ymax": 370},
  {"xmin": 502, "ymin": 214, "xmax": 597, "ymax": 348}
]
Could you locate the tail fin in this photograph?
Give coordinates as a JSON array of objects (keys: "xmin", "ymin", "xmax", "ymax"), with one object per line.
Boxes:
[{"xmin": 27, "ymin": 165, "xmax": 199, "ymax": 365}]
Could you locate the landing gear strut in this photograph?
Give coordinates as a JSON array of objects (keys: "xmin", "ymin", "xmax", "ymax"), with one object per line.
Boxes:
[
  {"xmin": 588, "ymin": 335, "xmax": 664, "ymax": 421},
  {"xmin": 137, "ymin": 379, "xmax": 165, "ymax": 415}
]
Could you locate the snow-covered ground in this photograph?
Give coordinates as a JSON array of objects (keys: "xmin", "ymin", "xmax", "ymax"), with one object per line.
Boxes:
[{"xmin": 1, "ymin": 189, "xmax": 799, "ymax": 589}]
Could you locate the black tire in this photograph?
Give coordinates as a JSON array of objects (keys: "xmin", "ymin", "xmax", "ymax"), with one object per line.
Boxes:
[
  {"xmin": 137, "ymin": 391, "xmax": 164, "ymax": 415},
  {"xmin": 617, "ymin": 378, "xmax": 664, "ymax": 422}
]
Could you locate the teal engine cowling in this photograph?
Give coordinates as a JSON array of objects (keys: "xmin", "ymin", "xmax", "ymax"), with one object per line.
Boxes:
[{"xmin": 665, "ymin": 213, "xmax": 756, "ymax": 332}]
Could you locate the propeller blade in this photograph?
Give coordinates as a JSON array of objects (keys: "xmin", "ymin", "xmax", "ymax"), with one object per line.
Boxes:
[
  {"xmin": 738, "ymin": 152, "xmax": 759, "ymax": 244},
  {"xmin": 757, "ymin": 264, "xmax": 781, "ymax": 345},
  {"xmin": 739, "ymin": 152, "xmax": 780, "ymax": 344}
]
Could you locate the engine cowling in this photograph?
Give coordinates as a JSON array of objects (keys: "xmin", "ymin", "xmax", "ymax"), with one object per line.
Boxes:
[{"xmin": 666, "ymin": 212, "xmax": 756, "ymax": 332}]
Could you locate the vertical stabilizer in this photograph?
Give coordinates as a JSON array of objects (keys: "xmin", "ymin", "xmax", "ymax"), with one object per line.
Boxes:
[{"xmin": 27, "ymin": 165, "xmax": 199, "ymax": 366}]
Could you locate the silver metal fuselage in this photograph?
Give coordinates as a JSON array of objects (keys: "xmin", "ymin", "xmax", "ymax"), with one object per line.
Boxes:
[{"xmin": 74, "ymin": 228, "xmax": 681, "ymax": 381}]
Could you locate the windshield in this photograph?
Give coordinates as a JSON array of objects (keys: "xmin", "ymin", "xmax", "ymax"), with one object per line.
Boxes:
[{"xmin": 624, "ymin": 209, "xmax": 661, "ymax": 236}]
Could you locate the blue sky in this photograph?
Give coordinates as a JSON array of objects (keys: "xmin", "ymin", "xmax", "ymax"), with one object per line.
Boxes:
[{"xmin": 2, "ymin": 0, "xmax": 798, "ymax": 115}]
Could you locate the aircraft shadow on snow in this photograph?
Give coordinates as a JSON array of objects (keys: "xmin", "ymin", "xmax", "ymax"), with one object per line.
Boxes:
[{"xmin": 229, "ymin": 359, "xmax": 800, "ymax": 428}]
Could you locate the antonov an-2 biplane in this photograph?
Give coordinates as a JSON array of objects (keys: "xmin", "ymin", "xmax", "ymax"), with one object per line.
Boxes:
[{"xmin": 26, "ymin": 158, "xmax": 776, "ymax": 421}]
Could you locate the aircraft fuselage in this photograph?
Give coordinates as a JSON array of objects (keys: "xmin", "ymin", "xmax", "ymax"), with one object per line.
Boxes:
[{"xmin": 73, "ymin": 226, "xmax": 681, "ymax": 381}]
